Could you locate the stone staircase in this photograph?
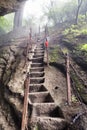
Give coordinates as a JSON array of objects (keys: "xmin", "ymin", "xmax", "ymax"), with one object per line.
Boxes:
[{"xmin": 28, "ymin": 43, "xmax": 68, "ymax": 130}]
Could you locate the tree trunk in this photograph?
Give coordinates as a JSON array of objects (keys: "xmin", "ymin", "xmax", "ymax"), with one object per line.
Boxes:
[
  {"xmin": 13, "ymin": 8, "xmax": 23, "ymax": 30},
  {"xmin": 75, "ymin": 0, "xmax": 83, "ymax": 24}
]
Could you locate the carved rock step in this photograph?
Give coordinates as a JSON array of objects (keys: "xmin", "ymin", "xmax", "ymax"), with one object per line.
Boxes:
[
  {"xmin": 36, "ymin": 45, "xmax": 44, "ymax": 47},
  {"xmin": 32, "ymin": 57, "xmax": 43, "ymax": 63},
  {"xmin": 34, "ymin": 51, "xmax": 44, "ymax": 54},
  {"xmin": 35, "ymin": 49, "xmax": 44, "ymax": 51},
  {"xmin": 31, "ymin": 63, "xmax": 43, "ymax": 68},
  {"xmin": 36, "ymin": 45, "xmax": 44, "ymax": 48},
  {"xmin": 30, "ymin": 117, "xmax": 68, "ymax": 130},
  {"xmin": 30, "ymin": 67, "xmax": 44, "ymax": 72},
  {"xmin": 30, "ymin": 72, "xmax": 45, "ymax": 78},
  {"xmin": 34, "ymin": 52, "xmax": 44, "ymax": 56},
  {"xmin": 35, "ymin": 48, "xmax": 44, "ymax": 51},
  {"xmin": 32, "ymin": 103, "xmax": 64, "ymax": 118},
  {"xmin": 29, "ymin": 92, "xmax": 54, "ymax": 103},
  {"xmin": 33, "ymin": 55, "xmax": 44, "ymax": 58},
  {"xmin": 30, "ymin": 77, "xmax": 45, "ymax": 84},
  {"xmin": 34, "ymin": 50, "xmax": 44, "ymax": 53},
  {"xmin": 29, "ymin": 84, "xmax": 47, "ymax": 93}
]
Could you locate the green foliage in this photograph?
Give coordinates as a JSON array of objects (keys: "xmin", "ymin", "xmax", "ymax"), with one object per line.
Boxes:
[
  {"xmin": 70, "ymin": 29, "xmax": 79, "ymax": 34},
  {"xmin": 63, "ymin": 0, "xmax": 77, "ymax": 20},
  {"xmin": 81, "ymin": 44, "xmax": 87, "ymax": 50},
  {"xmin": 50, "ymin": 46, "xmax": 59, "ymax": 62},
  {"xmin": 72, "ymin": 95, "xmax": 78, "ymax": 102},
  {"xmin": 77, "ymin": 14, "xmax": 87, "ymax": 26},
  {"xmin": 63, "ymin": 28, "xmax": 70, "ymax": 35},
  {"xmin": 71, "ymin": 71, "xmax": 87, "ymax": 104},
  {"xmin": 71, "ymin": 24, "xmax": 78, "ymax": 29},
  {"xmin": 80, "ymin": 29, "xmax": 87, "ymax": 35},
  {"xmin": 43, "ymin": 0, "xmax": 87, "ymax": 26},
  {"xmin": 78, "ymin": 44, "xmax": 87, "ymax": 51},
  {"xmin": 0, "ymin": 13, "xmax": 14, "ymax": 33},
  {"xmin": 63, "ymin": 21, "xmax": 87, "ymax": 37},
  {"xmin": 63, "ymin": 26, "xmax": 80, "ymax": 35},
  {"xmin": 78, "ymin": 14, "xmax": 85, "ymax": 22},
  {"xmin": 62, "ymin": 47, "xmax": 68, "ymax": 55},
  {"xmin": 43, "ymin": 0, "xmax": 78, "ymax": 25}
]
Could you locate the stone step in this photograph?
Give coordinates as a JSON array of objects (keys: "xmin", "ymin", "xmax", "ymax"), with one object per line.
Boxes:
[
  {"xmin": 30, "ymin": 67, "xmax": 44, "ymax": 72},
  {"xmin": 29, "ymin": 84, "xmax": 47, "ymax": 93},
  {"xmin": 34, "ymin": 50, "xmax": 44, "ymax": 53},
  {"xmin": 29, "ymin": 92, "xmax": 54, "ymax": 103},
  {"xmin": 32, "ymin": 57, "xmax": 43, "ymax": 63},
  {"xmin": 30, "ymin": 72, "xmax": 44, "ymax": 78},
  {"xmin": 30, "ymin": 78, "xmax": 45, "ymax": 84},
  {"xmin": 35, "ymin": 48, "xmax": 44, "ymax": 51},
  {"xmin": 32, "ymin": 103, "xmax": 64, "ymax": 118},
  {"xmin": 34, "ymin": 52, "xmax": 44, "ymax": 55},
  {"xmin": 33, "ymin": 54, "xmax": 44, "ymax": 57},
  {"xmin": 35, "ymin": 47, "xmax": 44, "ymax": 50},
  {"xmin": 30, "ymin": 117, "xmax": 68, "ymax": 130},
  {"xmin": 31, "ymin": 63, "xmax": 43, "ymax": 68},
  {"xmin": 34, "ymin": 53, "xmax": 44, "ymax": 56},
  {"xmin": 35, "ymin": 49, "xmax": 44, "ymax": 51}
]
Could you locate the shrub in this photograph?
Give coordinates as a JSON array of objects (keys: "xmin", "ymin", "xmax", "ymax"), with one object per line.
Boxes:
[
  {"xmin": 63, "ymin": 28, "xmax": 70, "ymax": 35},
  {"xmin": 80, "ymin": 29, "xmax": 87, "ymax": 35},
  {"xmin": 0, "ymin": 13, "xmax": 14, "ymax": 33},
  {"xmin": 81, "ymin": 44, "xmax": 87, "ymax": 51},
  {"xmin": 78, "ymin": 14, "xmax": 85, "ymax": 23},
  {"xmin": 78, "ymin": 44, "xmax": 87, "ymax": 51}
]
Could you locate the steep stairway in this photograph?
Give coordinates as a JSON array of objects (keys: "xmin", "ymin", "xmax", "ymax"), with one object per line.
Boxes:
[{"xmin": 28, "ymin": 43, "xmax": 68, "ymax": 130}]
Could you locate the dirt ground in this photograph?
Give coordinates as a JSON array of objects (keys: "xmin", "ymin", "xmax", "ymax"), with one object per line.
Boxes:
[
  {"xmin": 44, "ymin": 65, "xmax": 67, "ymax": 105},
  {"xmin": 44, "ymin": 52, "xmax": 87, "ymax": 130},
  {"xmin": 44, "ymin": 31, "xmax": 87, "ymax": 129}
]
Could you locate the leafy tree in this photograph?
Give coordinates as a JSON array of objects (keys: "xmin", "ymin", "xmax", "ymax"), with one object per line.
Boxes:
[
  {"xmin": 80, "ymin": 0, "xmax": 87, "ymax": 20},
  {"xmin": 13, "ymin": 3, "xmax": 24, "ymax": 29},
  {"xmin": 0, "ymin": 13, "xmax": 14, "ymax": 33},
  {"xmin": 43, "ymin": 0, "xmax": 77, "ymax": 25},
  {"xmin": 42, "ymin": 0, "xmax": 87, "ymax": 28},
  {"xmin": 14, "ymin": 9, "xmax": 23, "ymax": 29},
  {"xmin": 63, "ymin": 1, "xmax": 77, "ymax": 22},
  {"xmin": 75, "ymin": 0, "xmax": 83, "ymax": 24}
]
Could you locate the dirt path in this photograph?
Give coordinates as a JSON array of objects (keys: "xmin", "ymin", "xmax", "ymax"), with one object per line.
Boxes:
[{"xmin": 44, "ymin": 65, "xmax": 67, "ymax": 106}]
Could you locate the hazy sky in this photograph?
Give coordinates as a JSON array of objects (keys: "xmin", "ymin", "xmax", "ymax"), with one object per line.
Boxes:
[{"xmin": 23, "ymin": 0, "xmax": 70, "ymax": 19}]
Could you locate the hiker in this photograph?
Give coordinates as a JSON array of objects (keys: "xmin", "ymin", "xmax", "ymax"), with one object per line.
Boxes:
[
  {"xmin": 45, "ymin": 38, "xmax": 49, "ymax": 50},
  {"xmin": 44, "ymin": 38, "xmax": 49, "ymax": 66}
]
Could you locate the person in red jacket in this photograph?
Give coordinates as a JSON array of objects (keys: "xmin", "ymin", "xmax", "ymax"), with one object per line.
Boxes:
[
  {"xmin": 45, "ymin": 38, "xmax": 49, "ymax": 66},
  {"xmin": 45, "ymin": 38, "xmax": 49, "ymax": 49}
]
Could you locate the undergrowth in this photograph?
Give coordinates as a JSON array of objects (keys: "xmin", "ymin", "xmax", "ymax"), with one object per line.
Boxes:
[
  {"xmin": 50, "ymin": 46, "xmax": 59, "ymax": 62},
  {"xmin": 50, "ymin": 46, "xmax": 61, "ymax": 63},
  {"xmin": 78, "ymin": 44, "xmax": 87, "ymax": 51}
]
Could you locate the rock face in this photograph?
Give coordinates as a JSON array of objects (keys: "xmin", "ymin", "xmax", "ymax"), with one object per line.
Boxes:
[
  {"xmin": 0, "ymin": 34, "xmax": 34, "ymax": 130},
  {"xmin": 0, "ymin": 0, "xmax": 26, "ymax": 16}
]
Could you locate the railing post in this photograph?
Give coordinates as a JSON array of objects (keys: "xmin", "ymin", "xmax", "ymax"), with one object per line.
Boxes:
[
  {"xmin": 23, "ymin": 38, "xmax": 29, "ymax": 68},
  {"xmin": 47, "ymin": 48, "xmax": 49, "ymax": 67},
  {"xmin": 66, "ymin": 53, "xmax": 71, "ymax": 105},
  {"xmin": 30, "ymin": 27, "xmax": 32, "ymax": 50},
  {"xmin": 21, "ymin": 73, "xmax": 30, "ymax": 130}
]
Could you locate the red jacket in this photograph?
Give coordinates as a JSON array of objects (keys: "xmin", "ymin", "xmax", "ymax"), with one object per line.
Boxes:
[{"xmin": 45, "ymin": 41, "xmax": 48, "ymax": 47}]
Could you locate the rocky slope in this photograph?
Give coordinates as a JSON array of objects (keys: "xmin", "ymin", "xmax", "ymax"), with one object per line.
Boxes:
[{"xmin": 0, "ymin": 0, "xmax": 26, "ymax": 16}]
